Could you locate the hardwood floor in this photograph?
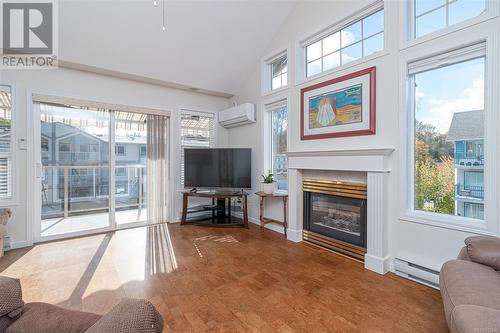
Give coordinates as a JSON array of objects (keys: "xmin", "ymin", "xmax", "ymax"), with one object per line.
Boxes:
[{"xmin": 0, "ymin": 223, "xmax": 447, "ymax": 332}]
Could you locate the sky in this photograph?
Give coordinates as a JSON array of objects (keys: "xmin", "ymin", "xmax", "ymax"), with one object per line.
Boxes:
[{"xmin": 415, "ymin": 57, "xmax": 484, "ymax": 134}]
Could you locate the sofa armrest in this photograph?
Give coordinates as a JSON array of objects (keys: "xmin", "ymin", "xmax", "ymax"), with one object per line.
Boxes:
[
  {"xmin": 464, "ymin": 236, "xmax": 500, "ymax": 270},
  {"xmin": 0, "ymin": 277, "xmax": 24, "ymax": 318},
  {"xmin": 85, "ymin": 298, "xmax": 163, "ymax": 333},
  {"xmin": 451, "ymin": 305, "xmax": 500, "ymax": 333}
]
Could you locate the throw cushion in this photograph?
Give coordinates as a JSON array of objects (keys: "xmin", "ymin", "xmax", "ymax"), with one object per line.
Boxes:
[
  {"xmin": 465, "ymin": 236, "xmax": 500, "ymax": 270},
  {"xmin": 0, "ymin": 277, "xmax": 24, "ymax": 318},
  {"xmin": 5, "ymin": 303, "xmax": 101, "ymax": 333},
  {"xmin": 85, "ymin": 298, "xmax": 163, "ymax": 333}
]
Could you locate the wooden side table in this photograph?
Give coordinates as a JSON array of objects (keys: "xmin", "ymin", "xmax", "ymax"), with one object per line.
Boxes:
[{"xmin": 255, "ymin": 191, "xmax": 288, "ymax": 238}]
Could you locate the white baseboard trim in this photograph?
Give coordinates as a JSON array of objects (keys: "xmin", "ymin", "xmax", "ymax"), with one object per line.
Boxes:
[
  {"xmin": 364, "ymin": 253, "xmax": 391, "ymax": 275},
  {"xmin": 9, "ymin": 240, "xmax": 33, "ymax": 250}
]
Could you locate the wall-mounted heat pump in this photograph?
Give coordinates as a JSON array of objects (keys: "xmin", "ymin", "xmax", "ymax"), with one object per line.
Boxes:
[{"xmin": 219, "ymin": 103, "xmax": 256, "ymax": 128}]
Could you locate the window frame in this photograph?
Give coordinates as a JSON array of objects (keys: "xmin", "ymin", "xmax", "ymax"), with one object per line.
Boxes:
[
  {"xmin": 270, "ymin": 53, "xmax": 288, "ymax": 91},
  {"xmin": 263, "ymin": 97, "xmax": 289, "ymax": 194},
  {"xmin": 178, "ymin": 109, "xmax": 217, "ymax": 189},
  {"xmin": 261, "ymin": 47, "xmax": 290, "ymax": 96},
  {"xmin": 399, "ymin": 26, "xmax": 498, "ymax": 235},
  {"xmin": 400, "ymin": 0, "xmax": 498, "ymax": 49},
  {"xmin": 0, "ymin": 82, "xmax": 17, "ymax": 206},
  {"xmin": 296, "ymin": 0, "xmax": 385, "ymax": 84}
]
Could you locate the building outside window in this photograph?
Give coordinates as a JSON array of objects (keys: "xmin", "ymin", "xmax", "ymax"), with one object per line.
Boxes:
[
  {"xmin": 180, "ymin": 111, "xmax": 215, "ymax": 186},
  {"xmin": 410, "ymin": 45, "xmax": 485, "ymax": 221},
  {"xmin": 305, "ymin": 8, "xmax": 384, "ymax": 77},
  {"xmin": 413, "ymin": 0, "xmax": 486, "ymax": 38},
  {"xmin": 115, "ymin": 145, "xmax": 126, "ymax": 156},
  {"xmin": 270, "ymin": 54, "xmax": 287, "ymax": 90},
  {"xmin": 267, "ymin": 101, "xmax": 288, "ymax": 191}
]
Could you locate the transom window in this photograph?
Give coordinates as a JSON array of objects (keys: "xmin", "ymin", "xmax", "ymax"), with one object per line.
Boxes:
[
  {"xmin": 414, "ymin": 0, "xmax": 486, "ymax": 38},
  {"xmin": 305, "ymin": 9, "xmax": 384, "ymax": 77},
  {"xmin": 270, "ymin": 54, "xmax": 287, "ymax": 90}
]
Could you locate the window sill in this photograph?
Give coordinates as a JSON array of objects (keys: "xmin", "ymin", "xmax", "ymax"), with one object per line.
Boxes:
[
  {"xmin": 295, "ymin": 50, "xmax": 389, "ymax": 87},
  {"xmin": 273, "ymin": 190, "xmax": 288, "ymax": 195},
  {"xmin": 400, "ymin": 13, "xmax": 498, "ymax": 52},
  {"xmin": 261, "ymin": 85, "xmax": 290, "ymax": 98},
  {"xmin": 399, "ymin": 211, "xmax": 495, "ymax": 236}
]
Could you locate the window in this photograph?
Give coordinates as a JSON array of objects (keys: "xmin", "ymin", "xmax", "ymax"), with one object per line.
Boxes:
[
  {"xmin": 266, "ymin": 101, "xmax": 288, "ymax": 191},
  {"xmin": 115, "ymin": 145, "xmax": 126, "ymax": 156},
  {"xmin": 305, "ymin": 9, "xmax": 384, "ymax": 77},
  {"xmin": 0, "ymin": 85, "xmax": 12, "ymax": 199},
  {"xmin": 140, "ymin": 145, "xmax": 146, "ymax": 157},
  {"xmin": 409, "ymin": 44, "xmax": 485, "ymax": 222},
  {"xmin": 270, "ymin": 54, "xmax": 288, "ymax": 90},
  {"xmin": 180, "ymin": 111, "xmax": 215, "ymax": 186},
  {"xmin": 414, "ymin": 0, "xmax": 486, "ymax": 38}
]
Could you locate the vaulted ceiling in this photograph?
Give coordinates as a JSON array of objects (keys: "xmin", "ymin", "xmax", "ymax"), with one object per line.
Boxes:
[{"xmin": 59, "ymin": 0, "xmax": 297, "ymax": 96}]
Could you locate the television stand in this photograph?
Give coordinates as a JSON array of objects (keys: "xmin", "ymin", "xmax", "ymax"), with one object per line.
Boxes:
[{"xmin": 180, "ymin": 190, "xmax": 249, "ymax": 228}]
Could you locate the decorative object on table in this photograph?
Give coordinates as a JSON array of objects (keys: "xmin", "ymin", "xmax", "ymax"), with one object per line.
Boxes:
[
  {"xmin": 0, "ymin": 208, "xmax": 12, "ymax": 258},
  {"xmin": 300, "ymin": 66, "xmax": 376, "ymax": 140},
  {"xmin": 255, "ymin": 192, "xmax": 288, "ymax": 238},
  {"xmin": 261, "ymin": 171, "xmax": 274, "ymax": 194}
]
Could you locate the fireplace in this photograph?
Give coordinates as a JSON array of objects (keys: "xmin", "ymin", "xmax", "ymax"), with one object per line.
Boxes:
[{"xmin": 303, "ymin": 179, "xmax": 367, "ymax": 261}]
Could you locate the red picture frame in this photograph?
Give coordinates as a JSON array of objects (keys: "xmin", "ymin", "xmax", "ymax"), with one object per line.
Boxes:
[{"xmin": 300, "ymin": 66, "xmax": 376, "ymax": 140}]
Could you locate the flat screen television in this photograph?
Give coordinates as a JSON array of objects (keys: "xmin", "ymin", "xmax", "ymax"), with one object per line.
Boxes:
[{"xmin": 184, "ymin": 148, "xmax": 252, "ymax": 189}]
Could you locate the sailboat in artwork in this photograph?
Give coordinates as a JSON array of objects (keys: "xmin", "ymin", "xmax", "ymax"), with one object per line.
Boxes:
[{"xmin": 316, "ymin": 97, "xmax": 337, "ymax": 127}]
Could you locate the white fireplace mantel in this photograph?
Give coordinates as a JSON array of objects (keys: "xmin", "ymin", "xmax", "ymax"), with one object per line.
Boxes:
[
  {"xmin": 287, "ymin": 148, "xmax": 394, "ymax": 173},
  {"xmin": 286, "ymin": 148, "xmax": 395, "ymax": 275}
]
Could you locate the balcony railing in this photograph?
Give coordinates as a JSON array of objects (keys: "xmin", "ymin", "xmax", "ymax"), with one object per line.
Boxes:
[
  {"xmin": 41, "ymin": 164, "xmax": 146, "ymax": 219},
  {"xmin": 455, "ymin": 152, "xmax": 484, "ymax": 167},
  {"xmin": 455, "ymin": 184, "xmax": 484, "ymax": 200}
]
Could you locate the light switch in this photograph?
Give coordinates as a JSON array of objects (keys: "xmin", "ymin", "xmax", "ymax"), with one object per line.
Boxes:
[{"xmin": 18, "ymin": 138, "xmax": 27, "ymax": 150}]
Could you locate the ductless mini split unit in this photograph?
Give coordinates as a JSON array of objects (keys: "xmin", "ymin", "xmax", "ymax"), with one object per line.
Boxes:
[{"xmin": 219, "ymin": 103, "xmax": 256, "ymax": 128}]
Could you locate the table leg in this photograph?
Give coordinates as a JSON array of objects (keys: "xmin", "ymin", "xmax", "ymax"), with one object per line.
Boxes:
[
  {"xmin": 283, "ymin": 197, "xmax": 288, "ymax": 238},
  {"xmin": 243, "ymin": 195, "xmax": 249, "ymax": 228},
  {"xmin": 259, "ymin": 196, "xmax": 264, "ymax": 229},
  {"xmin": 181, "ymin": 193, "xmax": 188, "ymax": 225}
]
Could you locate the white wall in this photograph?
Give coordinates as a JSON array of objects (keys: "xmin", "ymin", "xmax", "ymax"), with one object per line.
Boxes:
[
  {"xmin": 0, "ymin": 67, "xmax": 229, "ymax": 247},
  {"xmin": 228, "ymin": 0, "xmax": 500, "ymax": 271}
]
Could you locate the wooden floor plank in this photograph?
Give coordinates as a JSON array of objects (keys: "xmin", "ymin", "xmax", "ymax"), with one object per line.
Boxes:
[{"xmin": 0, "ymin": 223, "xmax": 447, "ymax": 332}]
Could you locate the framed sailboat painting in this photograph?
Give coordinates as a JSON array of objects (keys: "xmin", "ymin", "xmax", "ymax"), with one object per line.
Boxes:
[{"xmin": 300, "ymin": 67, "xmax": 376, "ymax": 140}]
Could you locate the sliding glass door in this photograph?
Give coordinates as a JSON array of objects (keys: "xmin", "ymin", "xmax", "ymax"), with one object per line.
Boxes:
[
  {"xmin": 40, "ymin": 104, "xmax": 111, "ymax": 237},
  {"xmin": 33, "ymin": 102, "xmax": 168, "ymax": 241},
  {"xmin": 114, "ymin": 111, "xmax": 148, "ymax": 226}
]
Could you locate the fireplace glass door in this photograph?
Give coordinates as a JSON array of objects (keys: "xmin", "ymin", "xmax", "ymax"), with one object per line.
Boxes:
[{"xmin": 304, "ymin": 192, "xmax": 367, "ymax": 248}]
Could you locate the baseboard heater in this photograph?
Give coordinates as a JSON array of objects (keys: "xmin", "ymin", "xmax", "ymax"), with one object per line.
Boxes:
[{"xmin": 394, "ymin": 258, "xmax": 440, "ymax": 289}]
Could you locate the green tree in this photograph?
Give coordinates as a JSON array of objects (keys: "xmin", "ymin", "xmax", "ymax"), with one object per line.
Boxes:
[{"xmin": 415, "ymin": 137, "xmax": 455, "ymax": 215}]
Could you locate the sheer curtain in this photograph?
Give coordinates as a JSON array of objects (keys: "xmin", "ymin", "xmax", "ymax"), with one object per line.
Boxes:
[{"xmin": 146, "ymin": 114, "xmax": 169, "ymax": 224}]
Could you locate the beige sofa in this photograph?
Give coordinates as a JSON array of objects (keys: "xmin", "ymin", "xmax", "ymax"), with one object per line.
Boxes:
[{"xmin": 440, "ymin": 236, "xmax": 500, "ymax": 333}]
